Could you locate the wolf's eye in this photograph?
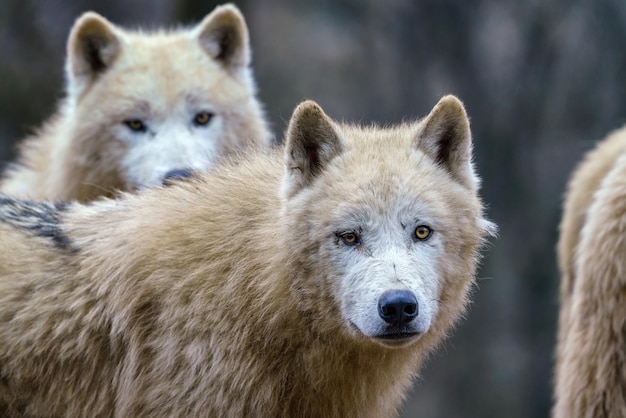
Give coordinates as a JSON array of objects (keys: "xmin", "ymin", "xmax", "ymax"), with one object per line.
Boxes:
[
  {"xmin": 337, "ymin": 231, "xmax": 360, "ymax": 246},
  {"xmin": 124, "ymin": 119, "xmax": 146, "ymax": 132},
  {"xmin": 414, "ymin": 225, "xmax": 433, "ymax": 241},
  {"xmin": 193, "ymin": 112, "xmax": 214, "ymax": 126}
]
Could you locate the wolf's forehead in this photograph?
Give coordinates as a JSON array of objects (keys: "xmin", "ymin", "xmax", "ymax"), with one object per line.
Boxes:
[
  {"xmin": 79, "ymin": 28, "xmax": 256, "ymax": 111},
  {"xmin": 99, "ymin": 64, "xmax": 248, "ymax": 112},
  {"xmin": 114, "ymin": 50, "xmax": 226, "ymax": 85},
  {"xmin": 322, "ymin": 171, "xmax": 443, "ymax": 217},
  {"xmin": 321, "ymin": 149, "xmax": 458, "ymax": 224},
  {"xmin": 107, "ymin": 36, "xmax": 248, "ymax": 104},
  {"xmin": 340, "ymin": 125, "xmax": 424, "ymax": 164},
  {"xmin": 339, "ymin": 143, "xmax": 433, "ymax": 182}
]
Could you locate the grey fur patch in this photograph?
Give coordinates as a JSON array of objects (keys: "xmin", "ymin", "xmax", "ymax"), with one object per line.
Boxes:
[{"xmin": 0, "ymin": 195, "xmax": 73, "ymax": 250}]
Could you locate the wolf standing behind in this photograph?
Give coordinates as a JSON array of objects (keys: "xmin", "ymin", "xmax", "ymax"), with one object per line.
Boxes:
[
  {"xmin": 0, "ymin": 4, "xmax": 272, "ymax": 202},
  {"xmin": 0, "ymin": 96, "xmax": 495, "ymax": 417},
  {"xmin": 554, "ymin": 125, "xmax": 626, "ymax": 417}
]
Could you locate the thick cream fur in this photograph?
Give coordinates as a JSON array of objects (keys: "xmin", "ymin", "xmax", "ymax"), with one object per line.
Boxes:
[
  {"xmin": 0, "ymin": 97, "xmax": 493, "ymax": 417},
  {"xmin": 554, "ymin": 124, "xmax": 626, "ymax": 417}
]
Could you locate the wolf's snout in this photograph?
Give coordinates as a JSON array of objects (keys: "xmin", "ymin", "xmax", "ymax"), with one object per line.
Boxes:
[
  {"xmin": 378, "ymin": 290, "xmax": 418, "ymax": 325},
  {"xmin": 162, "ymin": 169, "xmax": 194, "ymax": 186}
]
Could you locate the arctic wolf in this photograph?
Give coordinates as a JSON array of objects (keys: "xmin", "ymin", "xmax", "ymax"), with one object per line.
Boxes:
[
  {"xmin": 554, "ymin": 125, "xmax": 626, "ymax": 418},
  {"xmin": 0, "ymin": 4, "xmax": 271, "ymax": 202},
  {"xmin": 0, "ymin": 96, "xmax": 494, "ymax": 417}
]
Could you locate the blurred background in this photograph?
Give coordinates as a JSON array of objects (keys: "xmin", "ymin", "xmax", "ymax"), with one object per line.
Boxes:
[{"xmin": 1, "ymin": 0, "xmax": 625, "ymax": 416}]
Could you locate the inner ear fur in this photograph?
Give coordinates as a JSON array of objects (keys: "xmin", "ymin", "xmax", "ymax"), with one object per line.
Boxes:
[
  {"xmin": 417, "ymin": 95, "xmax": 476, "ymax": 189},
  {"xmin": 196, "ymin": 4, "xmax": 250, "ymax": 70},
  {"xmin": 282, "ymin": 100, "xmax": 343, "ymax": 199},
  {"xmin": 67, "ymin": 12, "xmax": 120, "ymax": 83}
]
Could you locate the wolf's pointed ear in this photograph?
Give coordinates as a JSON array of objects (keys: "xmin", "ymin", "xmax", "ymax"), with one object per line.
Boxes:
[
  {"xmin": 197, "ymin": 4, "xmax": 250, "ymax": 70},
  {"xmin": 416, "ymin": 95, "xmax": 478, "ymax": 189},
  {"xmin": 281, "ymin": 101, "xmax": 344, "ymax": 199},
  {"xmin": 67, "ymin": 12, "xmax": 120, "ymax": 94}
]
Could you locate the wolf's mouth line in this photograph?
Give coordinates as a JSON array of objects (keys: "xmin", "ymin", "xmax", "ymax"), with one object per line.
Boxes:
[
  {"xmin": 348, "ymin": 321, "xmax": 421, "ymax": 340},
  {"xmin": 376, "ymin": 332, "xmax": 421, "ymax": 340}
]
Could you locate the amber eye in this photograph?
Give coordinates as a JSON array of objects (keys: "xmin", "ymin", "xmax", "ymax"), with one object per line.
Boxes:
[
  {"xmin": 338, "ymin": 231, "xmax": 360, "ymax": 246},
  {"xmin": 124, "ymin": 119, "xmax": 146, "ymax": 132},
  {"xmin": 414, "ymin": 225, "xmax": 432, "ymax": 241},
  {"xmin": 193, "ymin": 111, "xmax": 214, "ymax": 126}
]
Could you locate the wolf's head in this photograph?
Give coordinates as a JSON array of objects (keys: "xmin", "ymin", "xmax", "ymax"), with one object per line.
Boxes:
[
  {"xmin": 62, "ymin": 4, "xmax": 271, "ymax": 192},
  {"xmin": 280, "ymin": 97, "xmax": 496, "ymax": 349}
]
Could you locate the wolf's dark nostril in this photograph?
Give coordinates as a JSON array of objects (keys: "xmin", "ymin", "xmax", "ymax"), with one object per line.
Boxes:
[
  {"xmin": 378, "ymin": 290, "xmax": 418, "ymax": 325},
  {"xmin": 404, "ymin": 304, "xmax": 417, "ymax": 315},
  {"xmin": 162, "ymin": 169, "xmax": 194, "ymax": 186},
  {"xmin": 381, "ymin": 305, "xmax": 397, "ymax": 317}
]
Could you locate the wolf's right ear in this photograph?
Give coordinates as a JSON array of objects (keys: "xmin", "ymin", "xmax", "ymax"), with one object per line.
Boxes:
[
  {"xmin": 196, "ymin": 4, "xmax": 250, "ymax": 71},
  {"xmin": 281, "ymin": 101, "xmax": 343, "ymax": 200},
  {"xmin": 66, "ymin": 12, "xmax": 121, "ymax": 96}
]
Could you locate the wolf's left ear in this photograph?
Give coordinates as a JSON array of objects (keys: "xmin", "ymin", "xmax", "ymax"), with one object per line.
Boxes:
[
  {"xmin": 416, "ymin": 95, "xmax": 478, "ymax": 190},
  {"xmin": 67, "ymin": 12, "xmax": 121, "ymax": 95},
  {"xmin": 281, "ymin": 101, "xmax": 343, "ymax": 200},
  {"xmin": 196, "ymin": 4, "xmax": 250, "ymax": 71}
]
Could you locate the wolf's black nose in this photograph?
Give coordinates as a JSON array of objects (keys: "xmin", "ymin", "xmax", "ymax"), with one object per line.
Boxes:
[
  {"xmin": 378, "ymin": 290, "xmax": 418, "ymax": 325},
  {"xmin": 162, "ymin": 169, "xmax": 194, "ymax": 186}
]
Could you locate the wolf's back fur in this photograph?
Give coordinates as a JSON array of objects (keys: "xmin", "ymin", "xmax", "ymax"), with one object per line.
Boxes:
[
  {"xmin": 0, "ymin": 97, "xmax": 494, "ymax": 417},
  {"xmin": 554, "ymin": 124, "xmax": 626, "ymax": 417},
  {"xmin": 0, "ymin": 4, "xmax": 271, "ymax": 202}
]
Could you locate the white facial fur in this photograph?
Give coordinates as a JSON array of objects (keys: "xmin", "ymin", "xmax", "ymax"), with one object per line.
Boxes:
[
  {"xmin": 113, "ymin": 98, "xmax": 224, "ymax": 189},
  {"xmin": 324, "ymin": 199, "xmax": 442, "ymax": 348}
]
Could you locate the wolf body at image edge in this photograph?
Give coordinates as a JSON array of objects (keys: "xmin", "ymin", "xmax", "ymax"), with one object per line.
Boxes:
[
  {"xmin": 0, "ymin": 96, "xmax": 495, "ymax": 417},
  {"xmin": 0, "ymin": 3, "xmax": 272, "ymax": 202},
  {"xmin": 554, "ymin": 124, "xmax": 626, "ymax": 418}
]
